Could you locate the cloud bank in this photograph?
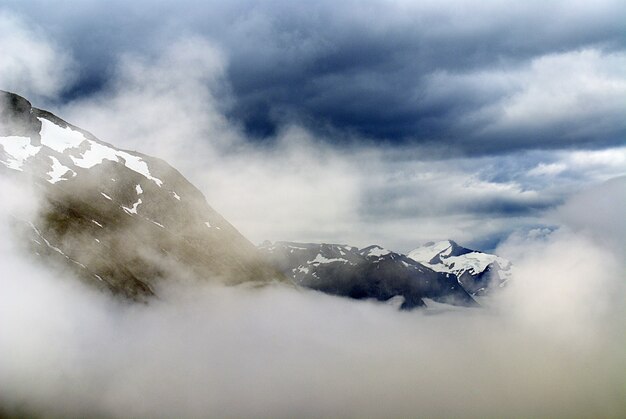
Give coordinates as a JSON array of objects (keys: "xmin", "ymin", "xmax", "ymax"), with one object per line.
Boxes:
[
  {"xmin": 3, "ymin": 0, "xmax": 626, "ymax": 151},
  {"xmin": 0, "ymin": 175, "xmax": 624, "ymax": 418}
]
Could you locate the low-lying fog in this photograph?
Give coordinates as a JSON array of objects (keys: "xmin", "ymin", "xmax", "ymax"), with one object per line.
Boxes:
[{"xmin": 0, "ymin": 176, "xmax": 624, "ymax": 418}]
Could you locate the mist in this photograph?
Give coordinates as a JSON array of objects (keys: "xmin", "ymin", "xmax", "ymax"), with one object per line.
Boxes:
[{"xmin": 1, "ymin": 171, "xmax": 625, "ymax": 418}]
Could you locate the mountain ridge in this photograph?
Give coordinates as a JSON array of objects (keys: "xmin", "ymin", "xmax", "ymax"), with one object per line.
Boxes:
[
  {"xmin": 259, "ymin": 241, "xmax": 480, "ymax": 309},
  {"xmin": 1, "ymin": 90, "xmax": 286, "ymax": 298}
]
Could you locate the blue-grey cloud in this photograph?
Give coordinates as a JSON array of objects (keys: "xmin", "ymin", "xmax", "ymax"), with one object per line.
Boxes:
[{"xmin": 3, "ymin": 0, "xmax": 625, "ymax": 153}]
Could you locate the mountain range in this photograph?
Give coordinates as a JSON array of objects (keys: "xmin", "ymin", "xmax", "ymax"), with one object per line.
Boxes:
[
  {"xmin": 259, "ymin": 240, "xmax": 510, "ymax": 309},
  {"xmin": 0, "ymin": 90, "xmax": 510, "ymax": 308}
]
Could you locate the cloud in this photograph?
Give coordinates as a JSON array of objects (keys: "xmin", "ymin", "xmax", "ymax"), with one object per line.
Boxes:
[
  {"xmin": 2, "ymin": 2, "xmax": 623, "ymax": 251},
  {"xmin": 0, "ymin": 11, "xmax": 75, "ymax": 100},
  {"xmin": 3, "ymin": 0, "xmax": 625, "ymax": 151},
  {"xmin": 0, "ymin": 171, "xmax": 624, "ymax": 418},
  {"xmin": 26, "ymin": 36, "xmax": 618, "ymax": 252}
]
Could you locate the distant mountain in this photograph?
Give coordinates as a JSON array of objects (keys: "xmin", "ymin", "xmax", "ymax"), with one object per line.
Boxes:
[
  {"xmin": 258, "ymin": 241, "xmax": 477, "ymax": 309},
  {"xmin": 0, "ymin": 90, "xmax": 284, "ymax": 298},
  {"xmin": 407, "ymin": 240, "xmax": 511, "ymax": 296}
]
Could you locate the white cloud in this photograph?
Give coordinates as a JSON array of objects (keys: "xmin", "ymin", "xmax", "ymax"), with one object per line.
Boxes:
[
  {"xmin": 425, "ymin": 48, "xmax": 626, "ymax": 148},
  {"xmin": 528, "ymin": 162, "xmax": 567, "ymax": 176},
  {"xmin": 0, "ymin": 11, "xmax": 75, "ymax": 99},
  {"xmin": 0, "ymin": 172, "xmax": 624, "ymax": 418}
]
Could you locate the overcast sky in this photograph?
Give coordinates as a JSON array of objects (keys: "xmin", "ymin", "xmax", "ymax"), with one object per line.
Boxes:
[{"xmin": 1, "ymin": 0, "xmax": 625, "ymax": 251}]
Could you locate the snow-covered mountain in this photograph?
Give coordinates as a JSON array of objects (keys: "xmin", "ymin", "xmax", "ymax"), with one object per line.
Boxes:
[
  {"xmin": 0, "ymin": 91, "xmax": 284, "ymax": 298},
  {"xmin": 407, "ymin": 240, "xmax": 511, "ymax": 296},
  {"xmin": 258, "ymin": 241, "xmax": 477, "ymax": 309}
]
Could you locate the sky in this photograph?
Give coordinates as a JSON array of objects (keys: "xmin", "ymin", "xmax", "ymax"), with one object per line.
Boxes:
[{"xmin": 1, "ymin": 0, "xmax": 625, "ymax": 252}]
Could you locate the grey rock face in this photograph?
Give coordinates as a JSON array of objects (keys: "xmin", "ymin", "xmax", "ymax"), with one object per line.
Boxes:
[{"xmin": 0, "ymin": 91, "xmax": 42, "ymax": 143}]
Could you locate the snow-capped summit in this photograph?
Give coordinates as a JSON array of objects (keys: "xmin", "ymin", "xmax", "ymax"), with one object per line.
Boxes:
[
  {"xmin": 0, "ymin": 90, "xmax": 284, "ymax": 298},
  {"xmin": 359, "ymin": 245, "xmax": 392, "ymax": 258},
  {"xmin": 407, "ymin": 240, "xmax": 511, "ymax": 296}
]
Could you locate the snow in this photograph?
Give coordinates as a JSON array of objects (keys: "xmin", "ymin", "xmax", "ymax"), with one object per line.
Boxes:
[
  {"xmin": 70, "ymin": 141, "xmax": 119, "ymax": 168},
  {"xmin": 407, "ymin": 240, "xmax": 453, "ymax": 264},
  {"xmin": 122, "ymin": 199, "xmax": 142, "ymax": 215},
  {"xmin": 296, "ymin": 265, "xmax": 310, "ymax": 274},
  {"xmin": 47, "ymin": 156, "xmax": 75, "ymax": 184},
  {"xmin": 136, "ymin": 184, "xmax": 143, "ymax": 194},
  {"xmin": 205, "ymin": 221, "xmax": 212, "ymax": 228},
  {"xmin": 172, "ymin": 191, "xmax": 181, "ymax": 201},
  {"xmin": 151, "ymin": 220, "xmax": 165, "ymax": 228},
  {"xmin": 0, "ymin": 136, "xmax": 41, "ymax": 171},
  {"xmin": 407, "ymin": 240, "xmax": 512, "ymax": 286},
  {"xmin": 309, "ymin": 254, "xmax": 347, "ymax": 265},
  {"xmin": 39, "ymin": 118, "xmax": 87, "ymax": 153},
  {"xmin": 38, "ymin": 117, "xmax": 164, "ymax": 187},
  {"xmin": 91, "ymin": 220, "xmax": 103, "ymax": 228},
  {"xmin": 363, "ymin": 246, "xmax": 391, "ymax": 258},
  {"xmin": 2, "ymin": 118, "xmax": 165, "ymax": 190},
  {"xmin": 100, "ymin": 193, "xmax": 112, "ymax": 200},
  {"xmin": 117, "ymin": 151, "xmax": 164, "ymax": 187}
]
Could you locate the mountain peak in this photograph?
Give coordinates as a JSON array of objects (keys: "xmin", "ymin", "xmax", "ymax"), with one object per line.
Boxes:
[
  {"xmin": 407, "ymin": 240, "xmax": 511, "ymax": 296},
  {"xmin": 0, "ymin": 90, "xmax": 42, "ymax": 144},
  {"xmin": 1, "ymin": 91, "xmax": 285, "ymax": 298}
]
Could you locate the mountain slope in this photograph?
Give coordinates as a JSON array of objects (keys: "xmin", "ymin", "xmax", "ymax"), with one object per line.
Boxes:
[
  {"xmin": 259, "ymin": 241, "xmax": 477, "ymax": 309},
  {"xmin": 407, "ymin": 240, "xmax": 511, "ymax": 296},
  {"xmin": 0, "ymin": 91, "xmax": 284, "ymax": 298}
]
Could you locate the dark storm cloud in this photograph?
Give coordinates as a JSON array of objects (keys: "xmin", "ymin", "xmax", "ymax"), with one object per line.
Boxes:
[{"xmin": 4, "ymin": 0, "xmax": 626, "ymax": 153}]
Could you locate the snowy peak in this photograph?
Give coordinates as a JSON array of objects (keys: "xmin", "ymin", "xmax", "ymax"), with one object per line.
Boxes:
[
  {"xmin": 407, "ymin": 240, "xmax": 473, "ymax": 265},
  {"xmin": 407, "ymin": 240, "xmax": 511, "ymax": 296},
  {"xmin": 359, "ymin": 245, "xmax": 393, "ymax": 259}
]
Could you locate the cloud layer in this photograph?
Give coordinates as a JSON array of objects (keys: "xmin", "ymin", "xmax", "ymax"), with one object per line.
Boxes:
[
  {"xmin": 1, "ymin": 174, "xmax": 624, "ymax": 418},
  {"xmin": 3, "ymin": 0, "xmax": 626, "ymax": 152}
]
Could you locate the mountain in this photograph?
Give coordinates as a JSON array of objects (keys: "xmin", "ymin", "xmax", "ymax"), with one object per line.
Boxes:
[
  {"xmin": 407, "ymin": 240, "xmax": 511, "ymax": 296},
  {"xmin": 0, "ymin": 90, "xmax": 284, "ymax": 298},
  {"xmin": 258, "ymin": 241, "xmax": 477, "ymax": 309}
]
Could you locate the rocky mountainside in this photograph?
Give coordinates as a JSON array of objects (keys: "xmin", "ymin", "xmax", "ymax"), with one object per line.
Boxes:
[
  {"xmin": 258, "ymin": 241, "xmax": 477, "ymax": 309},
  {"xmin": 407, "ymin": 240, "xmax": 511, "ymax": 296},
  {"xmin": 0, "ymin": 91, "xmax": 284, "ymax": 299}
]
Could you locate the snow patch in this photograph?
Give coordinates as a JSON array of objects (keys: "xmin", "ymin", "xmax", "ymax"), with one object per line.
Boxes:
[
  {"xmin": 0, "ymin": 136, "xmax": 41, "ymax": 171},
  {"xmin": 47, "ymin": 156, "xmax": 75, "ymax": 184},
  {"xmin": 39, "ymin": 118, "xmax": 87, "ymax": 153},
  {"xmin": 363, "ymin": 246, "xmax": 391, "ymax": 258},
  {"xmin": 309, "ymin": 254, "xmax": 347, "ymax": 265},
  {"xmin": 122, "ymin": 199, "xmax": 142, "ymax": 215},
  {"xmin": 151, "ymin": 220, "xmax": 165, "ymax": 228}
]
